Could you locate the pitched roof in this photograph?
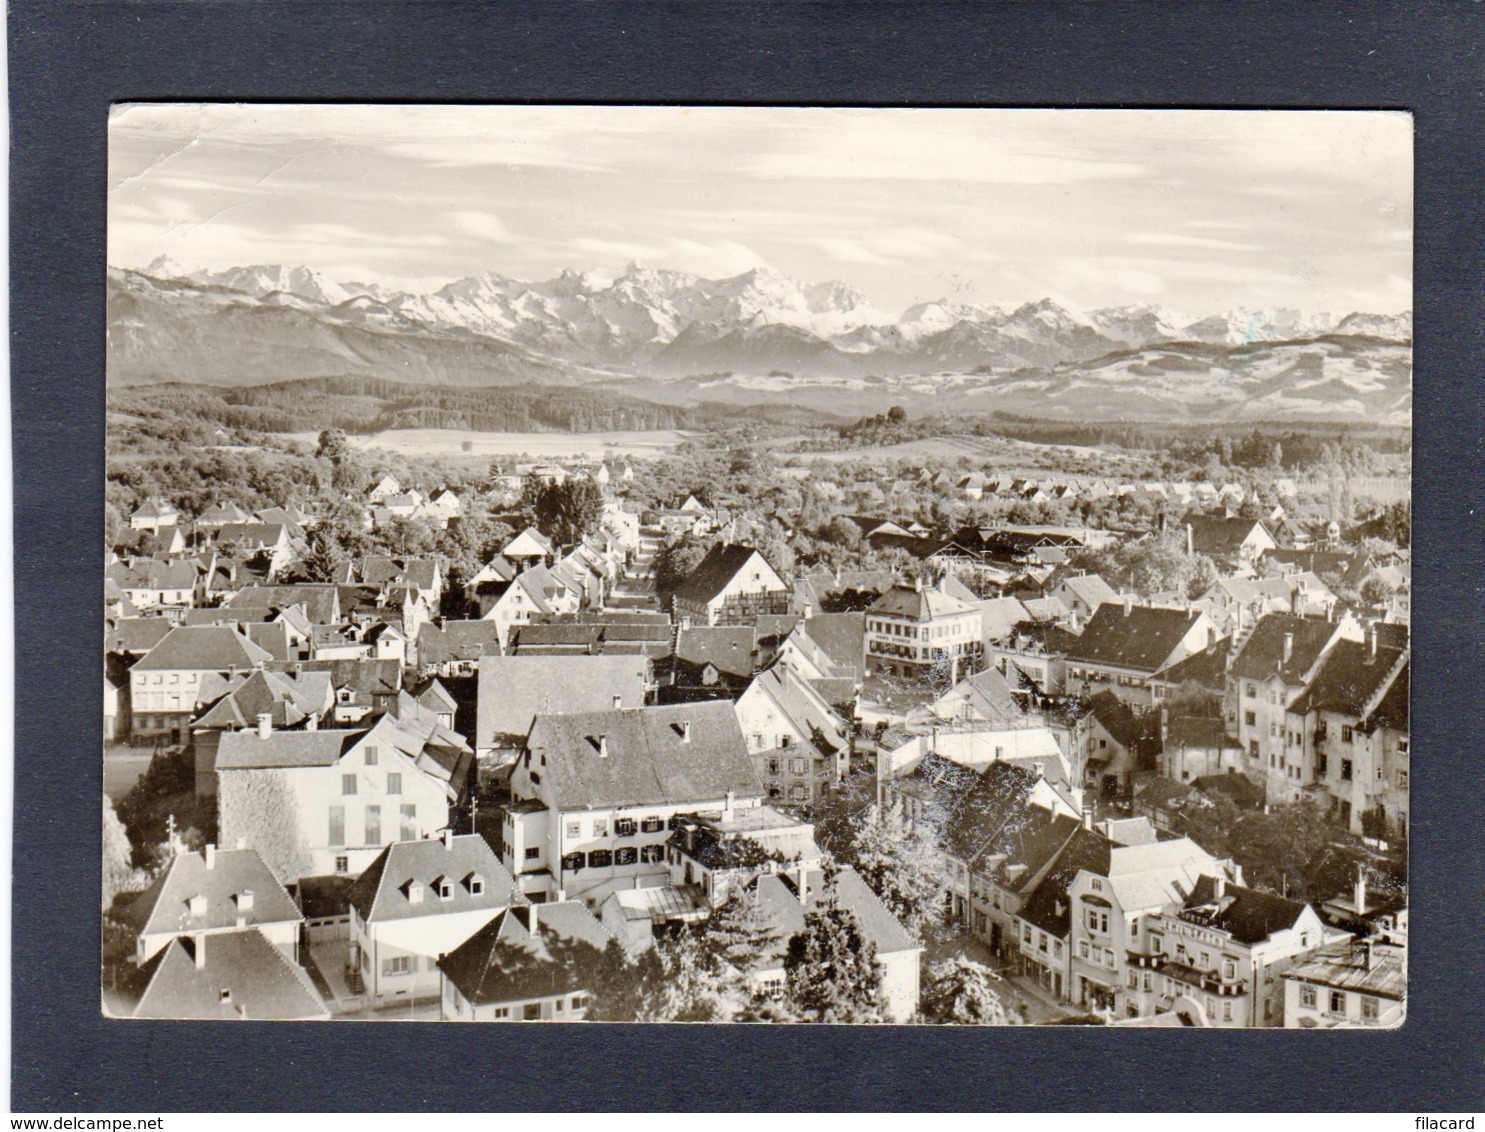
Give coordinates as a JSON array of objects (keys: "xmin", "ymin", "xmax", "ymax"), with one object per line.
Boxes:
[
  {"xmin": 1057, "ymin": 573, "xmax": 1120, "ymax": 609},
  {"xmin": 754, "ymin": 868, "xmax": 917, "ymax": 961},
  {"xmin": 798, "ymin": 613, "xmax": 866, "ymax": 676},
  {"xmin": 192, "ymin": 668, "xmax": 332, "ymax": 730},
  {"xmin": 1166, "ymin": 715, "xmax": 1239, "ymax": 750},
  {"xmin": 1153, "ymin": 639, "xmax": 1232, "ymax": 690},
  {"xmin": 1066, "ymin": 605, "xmax": 1203, "ymax": 673},
  {"xmin": 437, "ymin": 903, "xmax": 611, "ymax": 1006},
  {"xmin": 418, "ymin": 620, "xmax": 503, "ymax": 666},
  {"xmin": 132, "ymin": 929, "xmax": 328, "ymax": 1020},
  {"xmin": 675, "ymin": 626, "xmax": 757, "ymax": 679},
  {"xmin": 215, "ymin": 727, "xmax": 366, "ymax": 770},
  {"xmin": 1367, "ymin": 660, "xmax": 1409, "ymax": 732},
  {"xmin": 526, "ymin": 701, "xmax": 761, "ymax": 811},
  {"xmin": 974, "ymin": 597, "xmax": 1032, "ymax": 642},
  {"xmin": 1017, "ymin": 825, "xmax": 1112, "ymax": 936},
  {"xmin": 1087, "ymin": 689, "xmax": 1143, "ymax": 749},
  {"xmin": 1183, "ymin": 516, "xmax": 1272, "ymax": 557},
  {"xmin": 674, "ymin": 544, "xmax": 783, "ymax": 605},
  {"xmin": 937, "ymin": 667, "xmax": 1025, "ymax": 724},
  {"xmin": 1229, "ymin": 613, "xmax": 1340, "ymax": 684},
  {"xmin": 213, "ymin": 522, "xmax": 287, "ymax": 547},
  {"xmin": 869, "ymin": 582, "xmax": 978, "ymax": 622},
  {"xmin": 1283, "ymin": 939, "xmax": 1406, "ymax": 999},
  {"xmin": 292, "ymin": 657, "xmax": 402, "ymax": 699},
  {"xmin": 1290, "ymin": 638, "xmax": 1407, "ymax": 719},
  {"xmin": 105, "ymin": 617, "xmax": 174, "ymax": 655},
  {"xmin": 228, "ymin": 584, "xmax": 340, "ymax": 626},
  {"xmin": 1181, "ymin": 875, "xmax": 1309, "ymax": 944},
  {"xmin": 476, "ymin": 654, "xmax": 651, "ymax": 746},
  {"xmin": 746, "ymin": 664, "xmax": 848, "ymax": 754},
  {"xmin": 348, "ymin": 834, "xmax": 522, "ymax": 923},
  {"xmin": 127, "ymin": 847, "xmax": 303, "ymax": 937},
  {"xmin": 133, "ymin": 625, "xmax": 275, "ymax": 673}
]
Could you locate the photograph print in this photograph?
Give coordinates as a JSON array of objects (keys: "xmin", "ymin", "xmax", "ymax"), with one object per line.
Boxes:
[{"xmin": 103, "ymin": 105, "xmax": 1410, "ymax": 1027}]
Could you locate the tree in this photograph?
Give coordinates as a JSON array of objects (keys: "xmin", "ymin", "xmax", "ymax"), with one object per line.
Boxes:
[
  {"xmin": 701, "ymin": 888, "xmax": 782, "ymax": 982},
  {"xmin": 103, "ymin": 796, "xmax": 144, "ymax": 911},
  {"xmin": 886, "ymin": 405, "xmax": 908, "ymax": 425},
  {"xmin": 783, "ymin": 872, "xmax": 887, "ymax": 1024},
  {"xmin": 582, "ymin": 932, "xmax": 739, "ymax": 1022},
  {"xmin": 920, "ymin": 956, "xmax": 1018, "ymax": 1025},
  {"xmin": 653, "ymin": 532, "xmax": 713, "ymax": 601},
  {"xmin": 529, "ymin": 476, "xmax": 605, "ymax": 548},
  {"xmin": 316, "ymin": 427, "xmax": 348, "ymax": 463},
  {"xmin": 850, "ymin": 800, "xmax": 947, "ymax": 942}
]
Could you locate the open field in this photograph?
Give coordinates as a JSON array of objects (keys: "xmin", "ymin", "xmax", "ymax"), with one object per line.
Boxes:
[
  {"xmin": 279, "ymin": 428, "xmax": 702, "ymax": 460},
  {"xmin": 789, "ymin": 434, "xmax": 1147, "ymax": 476}
]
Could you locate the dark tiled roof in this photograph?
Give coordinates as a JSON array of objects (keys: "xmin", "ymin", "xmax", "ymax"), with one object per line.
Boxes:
[
  {"xmin": 1229, "ymin": 613, "xmax": 1339, "ymax": 683},
  {"xmin": 216, "ymin": 728, "xmax": 366, "ymax": 770},
  {"xmin": 349, "ymin": 834, "xmax": 523, "ymax": 923},
  {"xmin": 228, "ymin": 584, "xmax": 340, "ymax": 625},
  {"xmin": 1017, "ymin": 825, "xmax": 1112, "ymax": 937},
  {"xmin": 1367, "ymin": 660, "xmax": 1409, "ymax": 732},
  {"xmin": 1087, "ymin": 690, "xmax": 1142, "ymax": 749},
  {"xmin": 1284, "ymin": 940, "xmax": 1406, "ymax": 999},
  {"xmin": 1166, "ymin": 715, "xmax": 1238, "ymax": 750},
  {"xmin": 1291, "ymin": 639, "xmax": 1407, "ymax": 718},
  {"xmin": 293, "ymin": 874, "xmax": 355, "ymax": 920},
  {"xmin": 869, "ymin": 583, "xmax": 977, "ymax": 622},
  {"xmin": 1066, "ymin": 605, "xmax": 1203, "ymax": 673},
  {"xmin": 1183, "ymin": 516, "xmax": 1273, "ymax": 558},
  {"xmin": 799, "ymin": 613, "xmax": 865, "ymax": 675},
  {"xmin": 106, "ymin": 617, "xmax": 175, "ymax": 655},
  {"xmin": 292, "ymin": 658, "xmax": 402, "ymax": 698},
  {"xmin": 418, "ymin": 621, "xmax": 503, "ymax": 666},
  {"xmin": 755, "ymin": 868, "xmax": 917, "ymax": 961},
  {"xmin": 1181, "ymin": 875, "xmax": 1308, "ymax": 944},
  {"xmin": 1154, "ymin": 640, "xmax": 1232, "ymax": 690},
  {"xmin": 438, "ymin": 903, "xmax": 611, "ymax": 1006},
  {"xmin": 676, "ymin": 626, "xmax": 757, "ymax": 679},
  {"xmin": 674, "ymin": 544, "xmax": 781, "ymax": 605},
  {"xmin": 526, "ymin": 701, "xmax": 761, "ymax": 811},
  {"xmin": 1192, "ymin": 774, "xmax": 1266, "ymax": 809}
]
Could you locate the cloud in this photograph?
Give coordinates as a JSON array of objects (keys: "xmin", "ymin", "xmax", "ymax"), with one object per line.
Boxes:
[
  {"xmin": 1127, "ymin": 232, "xmax": 1262, "ymax": 252},
  {"xmin": 449, "ymin": 210, "xmax": 513, "ymax": 243},
  {"xmin": 811, "ymin": 227, "xmax": 965, "ymax": 267}
]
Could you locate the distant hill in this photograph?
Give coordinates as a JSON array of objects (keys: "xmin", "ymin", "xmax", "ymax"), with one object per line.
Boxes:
[{"xmin": 108, "ymin": 261, "xmax": 1412, "ymax": 423}]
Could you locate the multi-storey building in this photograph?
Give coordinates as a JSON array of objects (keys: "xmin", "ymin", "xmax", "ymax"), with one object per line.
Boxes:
[
  {"xmin": 1064, "ymin": 602, "xmax": 1215, "ymax": 709},
  {"xmin": 672, "ymin": 543, "xmax": 790, "ymax": 628},
  {"xmin": 1283, "ymin": 938, "xmax": 1406, "ymax": 1028},
  {"xmin": 503, "ymin": 700, "xmax": 765, "ymax": 905},
  {"xmin": 129, "ymin": 625, "xmax": 275, "ymax": 743},
  {"xmin": 865, "ymin": 579, "xmax": 984, "ymax": 683}
]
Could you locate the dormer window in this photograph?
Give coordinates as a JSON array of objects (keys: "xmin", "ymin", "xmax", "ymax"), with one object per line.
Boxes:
[
  {"xmin": 188, "ymin": 894, "xmax": 208, "ymax": 917},
  {"xmin": 466, "ymin": 874, "xmax": 485, "ymax": 897},
  {"xmin": 434, "ymin": 876, "xmax": 453, "ymax": 901},
  {"xmin": 408, "ymin": 882, "xmax": 424, "ymax": 905},
  {"xmin": 235, "ymin": 890, "xmax": 254, "ymax": 912}
]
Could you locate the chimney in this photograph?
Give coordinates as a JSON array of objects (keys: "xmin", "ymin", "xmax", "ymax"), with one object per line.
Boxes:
[
  {"xmin": 442, "ymin": 828, "xmax": 454, "ymax": 850},
  {"xmin": 204, "ymin": 843, "xmax": 216, "ymax": 870},
  {"xmin": 680, "ymin": 721, "xmax": 691, "ymax": 744},
  {"xmin": 235, "ymin": 836, "xmax": 246, "ymax": 850},
  {"xmin": 612, "ymin": 694, "xmax": 623, "ymax": 711},
  {"xmin": 1211, "ymin": 873, "xmax": 1226, "ymax": 900},
  {"xmin": 914, "ymin": 575, "xmax": 923, "ymax": 593},
  {"xmin": 1358, "ymin": 940, "xmax": 1373, "ymax": 971},
  {"xmin": 1081, "ymin": 797, "xmax": 1095, "ymax": 831},
  {"xmin": 1281, "ymin": 632, "xmax": 1293, "ymax": 664},
  {"xmin": 1290, "ymin": 586, "xmax": 1302, "ymax": 616},
  {"xmin": 1367, "ymin": 624, "xmax": 1378, "ymax": 660},
  {"xmin": 598, "ymin": 735, "xmax": 609, "ymax": 759},
  {"xmin": 192, "ymin": 933, "xmax": 206, "ymax": 969},
  {"xmin": 257, "ymin": 713, "xmax": 272, "ymax": 739},
  {"xmin": 1123, "ymin": 595, "xmax": 1133, "ymax": 617},
  {"xmin": 306, "ymin": 714, "xmax": 318, "ymax": 732},
  {"xmin": 1186, "ymin": 523, "xmax": 1194, "ymax": 556},
  {"xmin": 723, "ymin": 790, "xmax": 735, "ymax": 822},
  {"xmin": 1354, "ymin": 865, "xmax": 1367, "ymax": 915},
  {"xmin": 796, "ymin": 864, "xmax": 809, "ymax": 906},
  {"xmin": 528, "ymin": 902, "xmax": 539, "ymax": 933}
]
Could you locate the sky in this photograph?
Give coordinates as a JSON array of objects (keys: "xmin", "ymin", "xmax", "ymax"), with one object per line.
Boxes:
[{"xmin": 109, "ymin": 105, "xmax": 1413, "ymax": 317}]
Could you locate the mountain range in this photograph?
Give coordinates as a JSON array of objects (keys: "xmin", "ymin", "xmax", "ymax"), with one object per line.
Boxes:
[{"xmin": 108, "ymin": 258, "xmax": 1413, "ymax": 422}]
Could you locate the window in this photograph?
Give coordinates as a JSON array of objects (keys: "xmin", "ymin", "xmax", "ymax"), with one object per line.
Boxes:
[
  {"xmin": 1243, "ymin": 711, "xmax": 1256, "ymax": 727},
  {"xmin": 1090, "ymin": 878, "xmax": 1103, "ymax": 892},
  {"xmin": 1270, "ymin": 723, "xmax": 1277, "ymax": 737},
  {"xmin": 1221, "ymin": 1001, "xmax": 1232, "ymax": 1022},
  {"xmin": 1222, "ymin": 959, "xmax": 1236, "ymax": 980},
  {"xmin": 436, "ymin": 877, "xmax": 454, "ymax": 900},
  {"xmin": 566, "ymin": 821, "xmax": 582, "ymax": 839},
  {"xmin": 1329, "ymin": 990, "xmax": 1346, "ymax": 1014},
  {"xmin": 364, "ymin": 746, "xmax": 378, "ymax": 766},
  {"xmin": 1078, "ymin": 941, "xmax": 1089, "ymax": 960},
  {"xmin": 342, "ymin": 773, "xmax": 357, "ymax": 796},
  {"xmin": 382, "ymin": 956, "xmax": 412, "ymax": 977},
  {"xmin": 1341, "ymin": 759, "xmax": 1353, "ymax": 781},
  {"xmin": 1085, "ymin": 908, "xmax": 1108, "ymax": 934},
  {"xmin": 524, "ymin": 847, "xmax": 540, "ymax": 860},
  {"xmin": 469, "ymin": 876, "xmax": 485, "ymax": 896},
  {"xmin": 1143, "ymin": 972, "xmax": 1153, "ymax": 992},
  {"xmin": 640, "ymin": 817, "xmax": 664, "ymax": 834},
  {"xmin": 1342, "ymin": 726, "xmax": 1354, "ymax": 743},
  {"xmin": 335, "ymin": 855, "xmax": 349, "ymax": 875},
  {"xmin": 400, "ymin": 804, "xmax": 416, "ymax": 841},
  {"xmin": 1361, "ymin": 996, "xmax": 1379, "ymax": 1022},
  {"xmin": 328, "ymin": 805, "xmax": 345, "ymax": 847},
  {"xmin": 589, "ymin": 849, "xmax": 613, "ymax": 868},
  {"xmin": 523, "ymin": 1003, "xmax": 543, "ymax": 1021},
  {"xmin": 614, "ymin": 846, "xmax": 638, "ymax": 866},
  {"xmin": 640, "ymin": 844, "xmax": 665, "ymax": 864},
  {"xmin": 790, "ymin": 758, "xmax": 809, "ymax": 776},
  {"xmin": 364, "ymin": 805, "xmax": 380, "ymax": 845},
  {"xmin": 493, "ymin": 1007, "xmax": 510, "ymax": 1019},
  {"xmin": 1300, "ymin": 985, "xmax": 1316, "ymax": 1009},
  {"xmin": 561, "ymin": 852, "xmax": 585, "ymax": 872},
  {"xmin": 1249, "ymin": 740, "xmax": 1260, "ymax": 759},
  {"xmin": 1245, "ymin": 683, "xmax": 1256, "ymax": 698},
  {"xmin": 1397, "ymin": 769, "xmax": 1409, "ymax": 790},
  {"xmin": 592, "ymin": 819, "xmax": 608, "ymax": 838},
  {"xmin": 1397, "ymin": 739, "xmax": 1409, "ymax": 754},
  {"xmin": 789, "ymin": 784, "xmax": 808, "ymax": 802},
  {"xmin": 614, "ymin": 818, "xmax": 637, "ymax": 838},
  {"xmin": 386, "ymin": 773, "xmax": 402, "ymax": 795},
  {"xmin": 1317, "ymin": 753, "xmax": 1328, "ymax": 776}
]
